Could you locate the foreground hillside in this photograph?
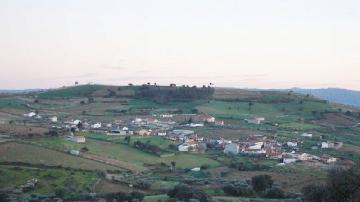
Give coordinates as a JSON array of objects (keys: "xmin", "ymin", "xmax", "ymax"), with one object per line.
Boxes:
[{"xmin": 0, "ymin": 84, "xmax": 359, "ymax": 201}]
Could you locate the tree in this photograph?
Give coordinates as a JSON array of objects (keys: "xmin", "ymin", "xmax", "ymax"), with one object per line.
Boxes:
[
  {"xmin": 171, "ymin": 161, "xmax": 176, "ymax": 171},
  {"xmin": 105, "ymin": 191, "xmax": 144, "ymax": 202},
  {"xmin": 168, "ymin": 185, "xmax": 211, "ymax": 202},
  {"xmin": 251, "ymin": 175, "xmax": 273, "ymax": 192},
  {"xmin": 302, "ymin": 164, "xmax": 360, "ymax": 202},
  {"xmin": 124, "ymin": 136, "xmax": 131, "ymax": 145},
  {"xmin": 264, "ymin": 188, "xmax": 285, "ymax": 199},
  {"xmin": 302, "ymin": 184, "xmax": 329, "ymax": 202},
  {"xmin": 248, "ymin": 102, "xmax": 254, "ymax": 111},
  {"xmin": 80, "ymin": 147, "xmax": 89, "ymax": 152},
  {"xmin": 222, "ymin": 183, "xmax": 254, "ymax": 197},
  {"xmin": 0, "ymin": 193, "xmax": 9, "ymax": 202}
]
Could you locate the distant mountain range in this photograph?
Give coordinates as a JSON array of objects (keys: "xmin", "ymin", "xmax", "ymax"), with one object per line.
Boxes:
[{"xmin": 291, "ymin": 88, "xmax": 360, "ymax": 107}]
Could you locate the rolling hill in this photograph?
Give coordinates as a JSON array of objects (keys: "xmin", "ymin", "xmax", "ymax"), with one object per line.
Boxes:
[{"xmin": 292, "ymin": 88, "xmax": 360, "ymax": 107}]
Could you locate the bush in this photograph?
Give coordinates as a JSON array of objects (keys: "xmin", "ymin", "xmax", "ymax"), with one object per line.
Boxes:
[
  {"xmin": 168, "ymin": 185, "xmax": 211, "ymax": 202},
  {"xmin": 302, "ymin": 164, "xmax": 360, "ymax": 202},
  {"xmin": 302, "ymin": 184, "xmax": 329, "ymax": 202},
  {"xmin": 105, "ymin": 191, "xmax": 144, "ymax": 202},
  {"xmin": 222, "ymin": 183, "xmax": 254, "ymax": 197},
  {"xmin": 264, "ymin": 188, "xmax": 285, "ymax": 199},
  {"xmin": 251, "ymin": 175, "xmax": 273, "ymax": 192}
]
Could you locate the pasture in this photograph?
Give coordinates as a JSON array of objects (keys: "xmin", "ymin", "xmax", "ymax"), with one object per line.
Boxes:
[
  {"xmin": 27, "ymin": 137, "xmax": 221, "ymax": 169},
  {"xmin": 0, "ymin": 165, "xmax": 97, "ymax": 198},
  {"xmin": 0, "ymin": 142, "xmax": 119, "ymax": 171}
]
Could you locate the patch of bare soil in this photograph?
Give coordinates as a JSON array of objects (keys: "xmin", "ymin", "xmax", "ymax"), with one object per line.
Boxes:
[
  {"xmin": 316, "ymin": 113, "xmax": 356, "ymax": 127},
  {"xmin": 0, "ymin": 124, "xmax": 48, "ymax": 137}
]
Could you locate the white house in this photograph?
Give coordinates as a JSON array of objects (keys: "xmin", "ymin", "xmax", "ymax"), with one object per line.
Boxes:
[
  {"xmin": 73, "ymin": 120, "xmax": 81, "ymax": 125},
  {"xmin": 298, "ymin": 153, "xmax": 313, "ymax": 161},
  {"xmin": 133, "ymin": 118, "xmax": 143, "ymax": 123},
  {"xmin": 327, "ymin": 157, "xmax": 337, "ymax": 163},
  {"xmin": 161, "ymin": 114, "xmax": 173, "ymax": 118},
  {"xmin": 50, "ymin": 116, "xmax": 58, "ymax": 123},
  {"xmin": 191, "ymin": 167, "xmax": 201, "ymax": 172},
  {"xmin": 189, "ymin": 123, "xmax": 204, "ymax": 127},
  {"xmin": 206, "ymin": 116, "xmax": 216, "ymax": 123},
  {"xmin": 287, "ymin": 141, "xmax": 298, "ymax": 147},
  {"xmin": 301, "ymin": 133, "xmax": 313, "ymax": 138},
  {"xmin": 122, "ymin": 127, "xmax": 129, "ymax": 131},
  {"xmin": 224, "ymin": 143, "xmax": 240, "ymax": 155},
  {"xmin": 91, "ymin": 123, "xmax": 102, "ymax": 129},
  {"xmin": 245, "ymin": 117, "xmax": 265, "ymax": 124},
  {"xmin": 248, "ymin": 142, "xmax": 264, "ymax": 150},
  {"xmin": 321, "ymin": 142, "xmax": 329, "ymax": 149},
  {"xmin": 72, "ymin": 136, "xmax": 86, "ymax": 143},
  {"xmin": 24, "ymin": 112, "xmax": 36, "ymax": 118},
  {"xmin": 157, "ymin": 132, "xmax": 167, "ymax": 136}
]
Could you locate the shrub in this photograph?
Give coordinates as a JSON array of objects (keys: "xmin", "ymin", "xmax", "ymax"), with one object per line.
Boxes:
[
  {"xmin": 251, "ymin": 175, "xmax": 273, "ymax": 192},
  {"xmin": 222, "ymin": 183, "xmax": 254, "ymax": 197},
  {"xmin": 264, "ymin": 187, "xmax": 285, "ymax": 199},
  {"xmin": 168, "ymin": 185, "xmax": 211, "ymax": 202},
  {"xmin": 105, "ymin": 191, "xmax": 144, "ymax": 202}
]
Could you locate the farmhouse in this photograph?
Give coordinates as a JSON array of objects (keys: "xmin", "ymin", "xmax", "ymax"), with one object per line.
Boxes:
[
  {"xmin": 157, "ymin": 131, "xmax": 167, "ymax": 136},
  {"xmin": 91, "ymin": 123, "xmax": 102, "ymax": 129},
  {"xmin": 50, "ymin": 116, "xmax": 58, "ymax": 123},
  {"xmin": 287, "ymin": 141, "xmax": 298, "ymax": 148},
  {"xmin": 71, "ymin": 135, "xmax": 86, "ymax": 143},
  {"xmin": 321, "ymin": 141, "xmax": 343, "ymax": 149},
  {"xmin": 24, "ymin": 112, "xmax": 36, "ymax": 118},
  {"xmin": 245, "ymin": 117, "xmax": 265, "ymax": 124},
  {"xmin": 298, "ymin": 153, "xmax": 315, "ymax": 161},
  {"xmin": 136, "ymin": 129, "xmax": 151, "ymax": 136}
]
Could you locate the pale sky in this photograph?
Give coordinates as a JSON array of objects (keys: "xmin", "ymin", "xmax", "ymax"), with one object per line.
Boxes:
[{"xmin": 0, "ymin": 0, "xmax": 360, "ymax": 90}]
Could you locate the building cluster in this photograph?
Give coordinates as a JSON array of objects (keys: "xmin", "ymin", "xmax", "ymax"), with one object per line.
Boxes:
[{"xmin": 34, "ymin": 110, "xmax": 351, "ymax": 168}]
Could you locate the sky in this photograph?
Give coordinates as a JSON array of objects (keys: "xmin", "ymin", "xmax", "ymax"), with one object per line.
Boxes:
[{"xmin": 0, "ymin": 0, "xmax": 360, "ymax": 90}]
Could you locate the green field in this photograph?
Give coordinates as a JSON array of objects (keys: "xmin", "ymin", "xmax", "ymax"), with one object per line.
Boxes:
[
  {"xmin": 27, "ymin": 137, "xmax": 221, "ymax": 169},
  {"xmin": 0, "ymin": 142, "xmax": 119, "ymax": 171},
  {"xmin": 38, "ymin": 85, "xmax": 103, "ymax": 99},
  {"xmin": 0, "ymin": 165, "xmax": 97, "ymax": 199},
  {"xmin": 0, "ymin": 97, "xmax": 26, "ymax": 109}
]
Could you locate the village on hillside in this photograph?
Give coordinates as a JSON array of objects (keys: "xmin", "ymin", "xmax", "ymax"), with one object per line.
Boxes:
[{"xmin": 0, "ymin": 84, "xmax": 359, "ymax": 201}]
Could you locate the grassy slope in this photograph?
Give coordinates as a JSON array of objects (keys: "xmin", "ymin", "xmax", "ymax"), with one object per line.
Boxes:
[
  {"xmin": 0, "ymin": 142, "xmax": 119, "ymax": 171},
  {"xmin": 38, "ymin": 85, "xmax": 104, "ymax": 99},
  {"xmin": 0, "ymin": 165, "xmax": 97, "ymax": 197},
  {"xmin": 27, "ymin": 137, "xmax": 220, "ymax": 169}
]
